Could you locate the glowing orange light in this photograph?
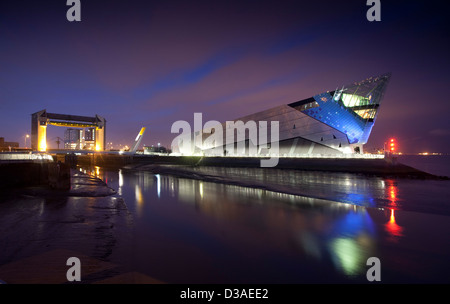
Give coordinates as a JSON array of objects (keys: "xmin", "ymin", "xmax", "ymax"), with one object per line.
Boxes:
[
  {"xmin": 390, "ymin": 209, "xmax": 395, "ymax": 222},
  {"xmin": 38, "ymin": 125, "xmax": 47, "ymax": 152}
]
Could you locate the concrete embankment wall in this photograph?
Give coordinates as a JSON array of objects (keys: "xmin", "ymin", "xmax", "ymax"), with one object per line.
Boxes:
[
  {"xmin": 196, "ymin": 156, "xmax": 422, "ymax": 176},
  {"xmin": 74, "ymin": 154, "xmax": 436, "ymax": 177},
  {"xmin": 49, "ymin": 153, "xmax": 439, "ymax": 178},
  {"xmin": 59, "ymin": 154, "xmax": 134, "ymax": 168},
  {"xmin": 0, "ymin": 161, "xmax": 71, "ymax": 190}
]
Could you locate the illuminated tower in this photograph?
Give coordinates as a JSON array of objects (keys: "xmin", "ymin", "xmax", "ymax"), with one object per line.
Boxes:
[{"xmin": 31, "ymin": 109, "xmax": 48, "ymax": 152}]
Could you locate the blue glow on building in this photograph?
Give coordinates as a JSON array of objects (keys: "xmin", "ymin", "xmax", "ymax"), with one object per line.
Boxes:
[
  {"xmin": 302, "ymin": 92, "xmax": 366, "ymax": 144},
  {"xmin": 298, "ymin": 73, "xmax": 391, "ymax": 146}
]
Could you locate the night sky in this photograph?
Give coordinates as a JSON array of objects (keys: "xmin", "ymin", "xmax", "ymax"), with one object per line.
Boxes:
[{"xmin": 1, "ymin": 0, "xmax": 449, "ymax": 153}]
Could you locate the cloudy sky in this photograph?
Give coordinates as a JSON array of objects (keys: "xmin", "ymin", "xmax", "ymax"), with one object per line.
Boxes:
[{"xmin": 1, "ymin": 0, "xmax": 449, "ymax": 153}]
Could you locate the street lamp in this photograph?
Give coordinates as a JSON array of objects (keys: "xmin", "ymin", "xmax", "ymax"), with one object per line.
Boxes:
[{"xmin": 24, "ymin": 134, "xmax": 30, "ymax": 148}]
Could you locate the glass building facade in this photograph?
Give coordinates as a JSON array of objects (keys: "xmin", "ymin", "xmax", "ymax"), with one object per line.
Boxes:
[{"xmin": 172, "ymin": 73, "xmax": 391, "ymax": 156}]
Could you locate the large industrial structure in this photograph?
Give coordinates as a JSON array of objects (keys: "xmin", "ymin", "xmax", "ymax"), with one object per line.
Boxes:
[
  {"xmin": 172, "ymin": 73, "xmax": 391, "ymax": 157},
  {"xmin": 31, "ymin": 110, "xmax": 106, "ymax": 152}
]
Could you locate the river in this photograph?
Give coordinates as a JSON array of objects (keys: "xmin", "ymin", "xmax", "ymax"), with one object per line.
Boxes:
[{"xmin": 81, "ymin": 155, "xmax": 450, "ymax": 283}]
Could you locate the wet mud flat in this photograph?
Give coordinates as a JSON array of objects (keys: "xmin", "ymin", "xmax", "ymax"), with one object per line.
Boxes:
[{"xmin": 0, "ymin": 170, "xmax": 161, "ymax": 284}]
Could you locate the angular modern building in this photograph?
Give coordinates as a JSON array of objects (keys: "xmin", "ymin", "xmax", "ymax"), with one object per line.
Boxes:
[{"xmin": 172, "ymin": 73, "xmax": 391, "ymax": 156}]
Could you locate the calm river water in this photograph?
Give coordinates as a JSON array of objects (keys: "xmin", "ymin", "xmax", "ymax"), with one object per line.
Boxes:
[{"xmin": 83, "ymin": 155, "xmax": 450, "ymax": 284}]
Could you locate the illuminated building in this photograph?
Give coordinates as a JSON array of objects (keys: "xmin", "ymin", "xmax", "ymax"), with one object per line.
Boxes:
[
  {"xmin": 173, "ymin": 73, "xmax": 391, "ymax": 156},
  {"xmin": 64, "ymin": 128, "xmax": 83, "ymax": 150},
  {"xmin": 84, "ymin": 127, "xmax": 96, "ymax": 150}
]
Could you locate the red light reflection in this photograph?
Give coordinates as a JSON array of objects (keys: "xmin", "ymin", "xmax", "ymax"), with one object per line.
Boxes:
[
  {"xmin": 385, "ymin": 179, "xmax": 399, "ymax": 208},
  {"xmin": 386, "ymin": 209, "xmax": 403, "ymax": 238},
  {"xmin": 384, "ymin": 180, "xmax": 404, "ymax": 240}
]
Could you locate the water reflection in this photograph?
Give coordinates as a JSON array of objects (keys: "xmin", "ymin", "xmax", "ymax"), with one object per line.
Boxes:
[
  {"xmin": 329, "ymin": 235, "xmax": 371, "ymax": 276},
  {"xmin": 117, "ymin": 170, "xmax": 381, "ymax": 279},
  {"xmin": 135, "ymin": 184, "xmax": 144, "ymax": 214},
  {"xmin": 81, "ymin": 166, "xmax": 101, "ymax": 179},
  {"xmin": 85, "ymin": 165, "xmax": 405, "ymax": 212},
  {"xmin": 385, "ymin": 179, "xmax": 399, "ymax": 209},
  {"xmin": 80, "ymin": 166, "xmax": 419, "ymax": 282},
  {"xmin": 118, "ymin": 169, "xmax": 123, "ymax": 195},
  {"xmin": 155, "ymin": 174, "xmax": 161, "ymax": 198},
  {"xmin": 327, "ymin": 209, "xmax": 376, "ymax": 276},
  {"xmin": 384, "ymin": 179, "xmax": 404, "ymax": 241},
  {"xmin": 385, "ymin": 209, "xmax": 404, "ymax": 241},
  {"xmin": 176, "ymin": 166, "xmax": 406, "ymax": 210}
]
